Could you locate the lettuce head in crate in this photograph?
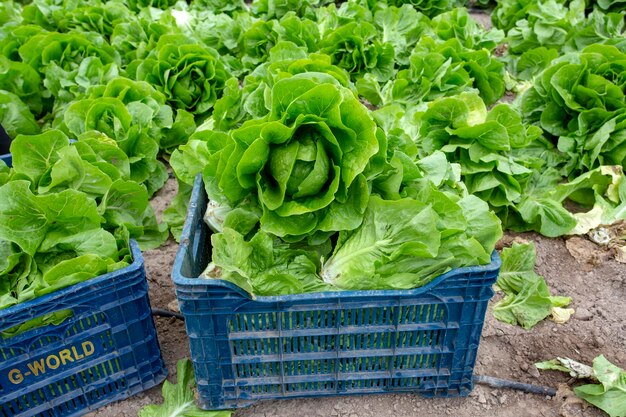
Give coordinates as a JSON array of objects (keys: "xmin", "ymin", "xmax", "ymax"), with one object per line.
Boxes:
[{"xmin": 174, "ymin": 70, "xmax": 502, "ymax": 297}]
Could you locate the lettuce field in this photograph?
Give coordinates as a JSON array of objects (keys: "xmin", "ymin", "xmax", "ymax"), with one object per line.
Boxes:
[{"xmin": 0, "ymin": 0, "xmax": 625, "ymax": 416}]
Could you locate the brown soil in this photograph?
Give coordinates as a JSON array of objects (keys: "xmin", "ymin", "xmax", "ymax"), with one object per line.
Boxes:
[{"xmin": 86, "ymin": 176, "xmax": 626, "ymax": 417}]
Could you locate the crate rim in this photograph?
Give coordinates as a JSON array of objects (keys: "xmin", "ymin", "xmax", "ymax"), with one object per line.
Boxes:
[
  {"xmin": 172, "ymin": 174, "xmax": 502, "ymax": 303},
  {"xmin": 0, "ymin": 239, "xmax": 144, "ymax": 319}
]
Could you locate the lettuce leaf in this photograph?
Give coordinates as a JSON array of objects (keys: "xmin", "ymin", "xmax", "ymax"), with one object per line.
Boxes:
[
  {"xmin": 537, "ymin": 355, "xmax": 626, "ymax": 417},
  {"xmin": 139, "ymin": 359, "xmax": 234, "ymax": 417},
  {"xmin": 493, "ymin": 242, "xmax": 571, "ymax": 329}
]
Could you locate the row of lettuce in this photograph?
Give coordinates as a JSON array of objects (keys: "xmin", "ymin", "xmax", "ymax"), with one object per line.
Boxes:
[{"xmin": 0, "ymin": 0, "xmax": 625, "ymax": 306}]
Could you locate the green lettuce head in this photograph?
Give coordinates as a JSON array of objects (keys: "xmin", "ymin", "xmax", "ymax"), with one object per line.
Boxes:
[
  {"xmin": 129, "ymin": 34, "xmax": 230, "ymax": 118},
  {"xmin": 205, "ymin": 72, "xmax": 381, "ymax": 241},
  {"xmin": 19, "ymin": 31, "xmax": 120, "ymax": 107},
  {"xmin": 319, "ymin": 21, "xmax": 395, "ymax": 82}
]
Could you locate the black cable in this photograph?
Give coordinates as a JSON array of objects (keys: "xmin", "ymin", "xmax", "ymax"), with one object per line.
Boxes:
[
  {"xmin": 474, "ymin": 374, "xmax": 557, "ymax": 397},
  {"xmin": 152, "ymin": 308, "xmax": 185, "ymax": 321}
]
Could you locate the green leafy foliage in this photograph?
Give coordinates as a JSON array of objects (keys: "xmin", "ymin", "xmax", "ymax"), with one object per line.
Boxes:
[
  {"xmin": 59, "ymin": 77, "xmax": 194, "ymax": 194},
  {"xmin": 1, "ymin": 0, "xmax": 625, "ymax": 315},
  {"xmin": 10, "ymin": 130, "xmax": 167, "ymax": 249},
  {"xmin": 366, "ymin": 0, "xmax": 462, "ymax": 17},
  {"xmin": 521, "ymin": 45, "xmax": 626, "ymax": 176},
  {"xmin": 0, "ymin": 129, "xmax": 167, "ymax": 314},
  {"xmin": 432, "ymin": 8, "xmax": 504, "ymax": 51},
  {"xmin": 0, "ymin": 56, "xmax": 44, "ymax": 116},
  {"xmin": 494, "ymin": 0, "xmax": 626, "ymax": 82},
  {"xmin": 111, "ymin": 18, "xmax": 174, "ymax": 66},
  {"xmin": 204, "ymin": 228, "xmax": 330, "ymax": 296},
  {"xmin": 360, "ymin": 38, "xmax": 505, "ymax": 107},
  {"xmin": 319, "ymin": 21, "xmax": 395, "ymax": 82},
  {"xmin": 56, "ymin": 2, "xmax": 133, "ymax": 37},
  {"xmin": 18, "ymin": 31, "xmax": 120, "ymax": 114},
  {"xmin": 251, "ymin": 0, "xmax": 336, "ymax": 20}
]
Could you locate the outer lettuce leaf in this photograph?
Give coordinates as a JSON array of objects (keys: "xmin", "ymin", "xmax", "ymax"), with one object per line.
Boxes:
[
  {"xmin": 0, "ymin": 56, "xmax": 44, "ymax": 116},
  {"xmin": 139, "ymin": 359, "xmax": 233, "ymax": 417},
  {"xmin": 203, "ymin": 228, "xmax": 330, "ymax": 296},
  {"xmin": 321, "ymin": 192, "xmax": 500, "ymax": 290},
  {"xmin": 536, "ymin": 355, "xmax": 626, "ymax": 417},
  {"xmin": 575, "ymin": 356, "xmax": 626, "ymax": 417},
  {"xmin": 493, "ymin": 242, "xmax": 571, "ymax": 329},
  {"xmin": 0, "ymin": 160, "xmax": 9, "ymax": 187},
  {"xmin": 373, "ymin": 4, "xmax": 433, "ymax": 66},
  {"xmin": 510, "ymin": 165, "xmax": 626, "ymax": 236},
  {"xmin": 170, "ymin": 129, "xmax": 234, "ymax": 188},
  {"xmin": 163, "ymin": 181, "xmax": 193, "ymax": 242},
  {"xmin": 0, "ymin": 91, "xmax": 40, "ymax": 139},
  {"xmin": 11, "ymin": 130, "xmax": 70, "ymax": 188}
]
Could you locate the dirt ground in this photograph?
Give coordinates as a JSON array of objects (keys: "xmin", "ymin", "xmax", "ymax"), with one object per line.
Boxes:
[{"xmin": 85, "ymin": 172, "xmax": 626, "ymax": 417}]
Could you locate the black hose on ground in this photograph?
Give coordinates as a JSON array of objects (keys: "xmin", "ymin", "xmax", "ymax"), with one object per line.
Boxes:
[
  {"xmin": 474, "ymin": 374, "xmax": 557, "ymax": 397},
  {"xmin": 152, "ymin": 308, "xmax": 185, "ymax": 321}
]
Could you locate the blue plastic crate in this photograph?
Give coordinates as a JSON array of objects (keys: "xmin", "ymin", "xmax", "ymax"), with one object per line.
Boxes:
[
  {"xmin": 0, "ymin": 154, "xmax": 167, "ymax": 417},
  {"xmin": 172, "ymin": 176, "xmax": 501, "ymax": 410}
]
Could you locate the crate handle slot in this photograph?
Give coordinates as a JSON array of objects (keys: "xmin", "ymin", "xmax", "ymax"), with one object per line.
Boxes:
[{"xmin": 0, "ymin": 308, "xmax": 74, "ymax": 341}]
